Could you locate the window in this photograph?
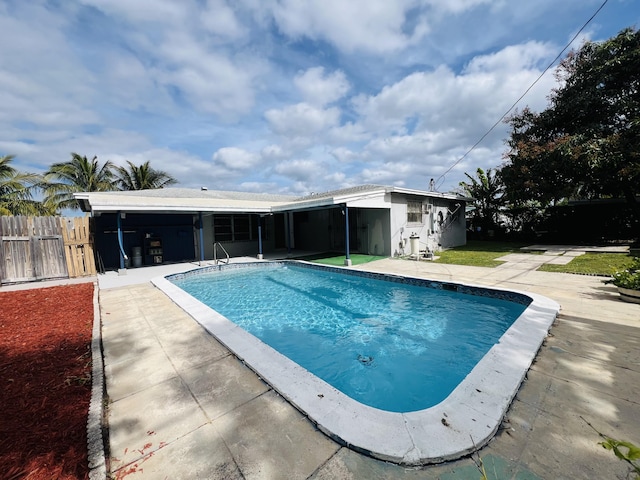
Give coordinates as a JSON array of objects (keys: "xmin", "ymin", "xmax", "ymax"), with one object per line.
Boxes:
[
  {"xmin": 213, "ymin": 216, "xmax": 232, "ymax": 242},
  {"xmin": 233, "ymin": 215, "xmax": 251, "ymax": 241},
  {"xmin": 407, "ymin": 201, "xmax": 423, "ymax": 224},
  {"xmin": 213, "ymin": 214, "xmax": 255, "ymax": 242}
]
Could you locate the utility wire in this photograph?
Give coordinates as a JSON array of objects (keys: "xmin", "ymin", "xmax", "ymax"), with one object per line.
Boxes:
[{"xmin": 434, "ymin": 0, "xmax": 609, "ymax": 191}]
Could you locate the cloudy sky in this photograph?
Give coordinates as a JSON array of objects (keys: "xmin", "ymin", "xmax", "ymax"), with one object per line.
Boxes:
[{"xmin": 1, "ymin": 0, "xmax": 637, "ymax": 196}]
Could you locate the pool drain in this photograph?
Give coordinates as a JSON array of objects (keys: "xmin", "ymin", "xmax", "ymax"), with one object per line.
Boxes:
[{"xmin": 357, "ymin": 354, "xmax": 374, "ymax": 365}]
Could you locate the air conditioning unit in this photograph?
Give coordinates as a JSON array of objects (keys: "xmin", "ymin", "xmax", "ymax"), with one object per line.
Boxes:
[{"xmin": 423, "ymin": 204, "xmax": 432, "ymax": 214}]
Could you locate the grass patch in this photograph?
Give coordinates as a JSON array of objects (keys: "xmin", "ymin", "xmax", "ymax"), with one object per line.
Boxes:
[
  {"xmin": 537, "ymin": 253, "xmax": 635, "ymax": 276},
  {"xmin": 293, "ymin": 252, "xmax": 387, "ymax": 266},
  {"xmin": 434, "ymin": 241, "xmax": 530, "ymax": 267}
]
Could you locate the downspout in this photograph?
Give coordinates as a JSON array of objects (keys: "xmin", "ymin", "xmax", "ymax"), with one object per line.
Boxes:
[
  {"xmin": 344, "ymin": 205, "xmax": 352, "ymax": 266},
  {"xmin": 198, "ymin": 212, "xmax": 205, "ymax": 265},
  {"xmin": 116, "ymin": 211, "xmax": 128, "ymax": 273},
  {"xmin": 257, "ymin": 215, "xmax": 264, "ymax": 260}
]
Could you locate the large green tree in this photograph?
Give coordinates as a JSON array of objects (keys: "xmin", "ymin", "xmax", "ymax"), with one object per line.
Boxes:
[
  {"xmin": 0, "ymin": 155, "xmax": 52, "ymax": 216},
  {"xmin": 113, "ymin": 160, "xmax": 177, "ymax": 190},
  {"xmin": 501, "ymin": 107, "xmax": 584, "ymax": 206},
  {"xmin": 501, "ymin": 27, "xmax": 640, "ymax": 236},
  {"xmin": 459, "ymin": 167, "xmax": 505, "ymax": 233},
  {"xmin": 43, "ymin": 153, "xmax": 115, "ymax": 211}
]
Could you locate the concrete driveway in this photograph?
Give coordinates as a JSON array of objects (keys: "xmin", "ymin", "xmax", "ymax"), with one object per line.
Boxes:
[{"xmin": 99, "ymin": 255, "xmax": 640, "ymax": 479}]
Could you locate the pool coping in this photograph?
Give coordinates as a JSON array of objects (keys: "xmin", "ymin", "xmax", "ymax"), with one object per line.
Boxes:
[{"xmin": 151, "ymin": 261, "xmax": 560, "ymax": 465}]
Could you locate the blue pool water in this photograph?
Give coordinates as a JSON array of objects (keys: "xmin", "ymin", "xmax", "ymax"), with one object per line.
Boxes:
[{"xmin": 171, "ymin": 263, "xmax": 528, "ymax": 413}]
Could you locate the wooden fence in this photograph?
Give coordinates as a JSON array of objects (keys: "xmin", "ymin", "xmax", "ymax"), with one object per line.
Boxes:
[
  {"xmin": 0, "ymin": 216, "xmax": 96, "ymax": 285},
  {"xmin": 60, "ymin": 217, "xmax": 97, "ymax": 279}
]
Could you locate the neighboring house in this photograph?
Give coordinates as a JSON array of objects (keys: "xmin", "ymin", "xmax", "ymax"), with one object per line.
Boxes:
[{"xmin": 74, "ymin": 185, "xmax": 468, "ymax": 270}]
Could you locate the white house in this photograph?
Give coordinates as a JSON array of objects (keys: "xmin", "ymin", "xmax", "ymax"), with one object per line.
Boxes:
[{"xmin": 75, "ymin": 184, "xmax": 469, "ymax": 270}]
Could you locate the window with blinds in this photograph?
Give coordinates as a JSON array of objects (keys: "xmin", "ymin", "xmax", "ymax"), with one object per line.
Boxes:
[{"xmin": 407, "ymin": 201, "xmax": 423, "ymax": 224}]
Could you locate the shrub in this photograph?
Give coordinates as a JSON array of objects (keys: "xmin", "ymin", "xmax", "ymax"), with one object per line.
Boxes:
[{"xmin": 608, "ymin": 257, "xmax": 640, "ymax": 290}]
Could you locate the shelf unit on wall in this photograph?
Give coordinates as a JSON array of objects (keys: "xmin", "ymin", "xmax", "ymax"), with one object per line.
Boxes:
[{"xmin": 144, "ymin": 236, "xmax": 163, "ymax": 265}]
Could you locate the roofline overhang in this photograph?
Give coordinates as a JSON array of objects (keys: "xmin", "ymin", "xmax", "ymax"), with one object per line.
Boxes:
[
  {"xmin": 273, "ymin": 188, "xmax": 391, "ymax": 212},
  {"xmin": 74, "ymin": 187, "xmax": 470, "ymax": 216},
  {"xmin": 385, "ymin": 186, "xmax": 471, "ymax": 202},
  {"xmin": 273, "ymin": 197, "xmax": 341, "ymax": 212},
  {"xmin": 88, "ymin": 205, "xmax": 274, "ymax": 215}
]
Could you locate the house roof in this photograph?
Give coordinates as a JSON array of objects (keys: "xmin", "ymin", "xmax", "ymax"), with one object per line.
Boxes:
[
  {"xmin": 74, "ymin": 188, "xmax": 295, "ymax": 214},
  {"xmin": 74, "ymin": 185, "xmax": 468, "ymax": 215}
]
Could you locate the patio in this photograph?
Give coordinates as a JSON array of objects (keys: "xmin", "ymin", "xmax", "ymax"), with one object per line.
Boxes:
[{"xmin": 98, "ymin": 255, "xmax": 640, "ymax": 479}]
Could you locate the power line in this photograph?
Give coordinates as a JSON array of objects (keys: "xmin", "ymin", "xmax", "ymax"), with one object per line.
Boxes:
[{"xmin": 434, "ymin": 0, "xmax": 609, "ymax": 190}]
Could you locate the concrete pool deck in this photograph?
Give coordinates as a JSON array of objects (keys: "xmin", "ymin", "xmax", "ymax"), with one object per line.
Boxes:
[
  {"xmin": 98, "ymin": 253, "xmax": 640, "ymax": 479},
  {"xmin": 151, "ymin": 262, "xmax": 560, "ymax": 466}
]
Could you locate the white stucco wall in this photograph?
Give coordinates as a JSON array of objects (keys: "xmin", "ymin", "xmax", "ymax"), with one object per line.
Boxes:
[
  {"xmin": 357, "ymin": 208, "xmax": 390, "ymax": 256},
  {"xmin": 191, "ymin": 193, "xmax": 465, "ymax": 261},
  {"xmin": 389, "ymin": 194, "xmax": 466, "ymax": 257}
]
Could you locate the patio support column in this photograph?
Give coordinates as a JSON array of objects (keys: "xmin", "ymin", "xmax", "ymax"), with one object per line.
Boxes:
[
  {"xmin": 344, "ymin": 205, "xmax": 352, "ymax": 266},
  {"xmin": 198, "ymin": 211, "xmax": 205, "ymax": 265},
  {"xmin": 285, "ymin": 212, "xmax": 291, "ymax": 254},
  {"xmin": 257, "ymin": 215, "xmax": 264, "ymax": 260},
  {"xmin": 117, "ymin": 211, "xmax": 126, "ymax": 273}
]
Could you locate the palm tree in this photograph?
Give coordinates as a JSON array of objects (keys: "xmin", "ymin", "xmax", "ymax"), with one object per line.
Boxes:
[
  {"xmin": 459, "ymin": 167, "xmax": 505, "ymax": 233},
  {"xmin": 0, "ymin": 155, "xmax": 50, "ymax": 216},
  {"xmin": 113, "ymin": 160, "xmax": 178, "ymax": 190},
  {"xmin": 43, "ymin": 153, "xmax": 115, "ymax": 211}
]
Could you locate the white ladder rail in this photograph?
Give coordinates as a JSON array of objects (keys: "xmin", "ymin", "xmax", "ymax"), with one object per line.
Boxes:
[{"xmin": 213, "ymin": 242, "xmax": 230, "ymax": 265}]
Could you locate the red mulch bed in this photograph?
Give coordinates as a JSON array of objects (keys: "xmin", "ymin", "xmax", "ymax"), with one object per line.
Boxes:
[{"xmin": 0, "ymin": 283, "xmax": 94, "ymax": 480}]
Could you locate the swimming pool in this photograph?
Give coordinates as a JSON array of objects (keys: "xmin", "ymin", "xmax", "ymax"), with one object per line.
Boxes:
[
  {"xmin": 153, "ymin": 261, "xmax": 559, "ymax": 465},
  {"xmin": 170, "ymin": 263, "xmax": 527, "ymax": 413}
]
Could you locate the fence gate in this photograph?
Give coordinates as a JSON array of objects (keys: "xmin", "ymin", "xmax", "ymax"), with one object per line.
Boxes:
[
  {"xmin": 0, "ymin": 216, "xmax": 68, "ymax": 284},
  {"xmin": 60, "ymin": 216, "xmax": 97, "ymax": 278}
]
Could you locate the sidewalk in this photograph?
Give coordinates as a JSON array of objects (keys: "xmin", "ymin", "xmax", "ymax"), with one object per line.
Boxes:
[{"xmin": 99, "ymin": 256, "xmax": 640, "ymax": 479}]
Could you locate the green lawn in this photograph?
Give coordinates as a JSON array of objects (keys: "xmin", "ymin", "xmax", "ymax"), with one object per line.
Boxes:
[
  {"xmin": 434, "ymin": 241, "xmax": 531, "ymax": 267},
  {"xmin": 434, "ymin": 241, "xmax": 635, "ymax": 275},
  {"xmin": 292, "ymin": 252, "xmax": 388, "ymax": 266},
  {"xmin": 537, "ymin": 253, "xmax": 635, "ymax": 276},
  {"xmin": 291, "ymin": 243, "xmax": 635, "ymax": 275}
]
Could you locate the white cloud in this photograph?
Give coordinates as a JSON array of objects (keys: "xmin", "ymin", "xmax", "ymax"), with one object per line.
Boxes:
[
  {"xmin": 263, "ymin": 0, "xmax": 429, "ymax": 54},
  {"xmin": 324, "ymin": 171, "xmax": 347, "ymax": 184},
  {"xmin": 294, "ymin": 67, "xmax": 350, "ymax": 106},
  {"xmin": 102, "ymin": 52, "xmax": 174, "ymax": 113},
  {"xmin": 73, "ymin": 1, "xmax": 260, "ymax": 118},
  {"xmin": 330, "ymin": 147, "xmax": 359, "ymax": 163},
  {"xmin": 265, "ymin": 103, "xmax": 341, "ymax": 138},
  {"xmin": 365, "ymin": 130, "xmax": 461, "ymax": 161},
  {"xmin": 238, "ymin": 181, "xmax": 282, "ymax": 193},
  {"xmin": 77, "ymin": 0, "xmax": 188, "ymax": 25},
  {"xmin": 0, "ymin": 140, "xmax": 39, "ymax": 159},
  {"xmin": 260, "ymin": 144, "xmax": 291, "ymax": 161},
  {"xmin": 274, "ymin": 159, "xmax": 324, "ymax": 182},
  {"xmin": 0, "ymin": 4, "xmax": 100, "ymax": 128},
  {"xmin": 424, "ymin": 0, "xmax": 492, "ymax": 14},
  {"xmin": 463, "ymin": 41, "xmax": 553, "ymax": 74},
  {"xmin": 212, "ymin": 147, "xmax": 261, "ymax": 170},
  {"xmin": 354, "ymin": 40, "xmax": 556, "ymax": 141},
  {"xmin": 201, "ymin": 0, "xmax": 247, "ymax": 40},
  {"xmin": 156, "ymin": 32, "xmax": 256, "ymax": 117},
  {"xmin": 327, "ymin": 122, "xmax": 371, "ymax": 144},
  {"xmin": 357, "ymin": 160, "xmax": 426, "ymax": 187},
  {"xmin": 2, "ymin": 0, "xmax": 629, "ymax": 196}
]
